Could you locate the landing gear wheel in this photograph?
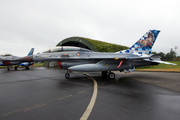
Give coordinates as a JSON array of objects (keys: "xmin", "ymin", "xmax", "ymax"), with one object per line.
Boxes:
[
  {"xmin": 108, "ymin": 72, "xmax": 115, "ymax": 79},
  {"xmin": 15, "ymin": 66, "xmax": 17, "ymax": 70},
  {"xmin": 65, "ymin": 73, "xmax": 70, "ymax": 79},
  {"xmin": 25, "ymin": 67, "xmax": 29, "ymax": 70},
  {"xmin": 7, "ymin": 68, "xmax": 10, "ymax": 71}
]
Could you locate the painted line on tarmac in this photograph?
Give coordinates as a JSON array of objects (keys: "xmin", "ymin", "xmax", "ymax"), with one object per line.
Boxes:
[
  {"xmin": 80, "ymin": 72, "xmax": 98, "ymax": 120},
  {"xmin": 2, "ymin": 95, "xmax": 73, "ymax": 116},
  {"xmin": 24, "ymin": 103, "xmax": 47, "ymax": 112}
]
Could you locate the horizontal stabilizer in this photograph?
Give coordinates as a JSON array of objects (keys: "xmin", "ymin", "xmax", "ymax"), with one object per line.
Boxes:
[
  {"xmin": 152, "ymin": 60, "xmax": 177, "ymax": 65},
  {"xmin": 150, "ymin": 54, "xmax": 161, "ymax": 61}
]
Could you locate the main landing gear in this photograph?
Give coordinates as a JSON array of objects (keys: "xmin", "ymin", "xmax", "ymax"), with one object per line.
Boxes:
[
  {"xmin": 7, "ymin": 66, "xmax": 18, "ymax": 71},
  {"xmin": 25, "ymin": 66, "xmax": 29, "ymax": 70},
  {"xmin": 109, "ymin": 72, "xmax": 115, "ymax": 79},
  {"xmin": 7, "ymin": 65, "xmax": 11, "ymax": 71},
  {"xmin": 15, "ymin": 66, "xmax": 18, "ymax": 70},
  {"xmin": 101, "ymin": 71, "xmax": 115, "ymax": 79}
]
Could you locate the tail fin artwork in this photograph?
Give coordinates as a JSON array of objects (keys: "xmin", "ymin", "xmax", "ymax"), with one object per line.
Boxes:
[
  {"xmin": 120, "ymin": 30, "xmax": 160, "ymax": 55},
  {"xmin": 19, "ymin": 48, "xmax": 35, "ymax": 68},
  {"xmin": 27, "ymin": 48, "xmax": 34, "ymax": 56}
]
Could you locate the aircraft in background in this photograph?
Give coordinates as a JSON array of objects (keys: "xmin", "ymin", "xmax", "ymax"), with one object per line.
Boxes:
[
  {"xmin": 0, "ymin": 48, "xmax": 34, "ymax": 71},
  {"xmin": 9, "ymin": 30, "xmax": 176, "ymax": 79}
]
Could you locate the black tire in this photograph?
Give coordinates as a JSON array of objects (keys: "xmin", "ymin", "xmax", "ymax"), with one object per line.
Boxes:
[
  {"xmin": 25, "ymin": 67, "xmax": 29, "ymax": 70},
  {"xmin": 109, "ymin": 72, "xmax": 115, "ymax": 79},
  {"xmin": 65, "ymin": 73, "xmax": 70, "ymax": 78}
]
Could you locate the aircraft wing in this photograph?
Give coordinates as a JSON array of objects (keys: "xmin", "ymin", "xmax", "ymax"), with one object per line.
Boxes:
[
  {"xmin": 143, "ymin": 59, "xmax": 177, "ymax": 65},
  {"xmin": 144, "ymin": 54, "xmax": 177, "ymax": 65},
  {"xmin": 151, "ymin": 60, "xmax": 177, "ymax": 65}
]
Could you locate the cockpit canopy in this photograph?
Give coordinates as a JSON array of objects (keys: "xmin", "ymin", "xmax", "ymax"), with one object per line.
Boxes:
[
  {"xmin": 0, "ymin": 53, "xmax": 12, "ymax": 56},
  {"xmin": 43, "ymin": 46, "xmax": 92, "ymax": 53}
]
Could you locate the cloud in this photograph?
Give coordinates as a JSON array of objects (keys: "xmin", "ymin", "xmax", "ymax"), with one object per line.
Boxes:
[{"xmin": 0, "ymin": 0, "xmax": 180, "ymax": 56}]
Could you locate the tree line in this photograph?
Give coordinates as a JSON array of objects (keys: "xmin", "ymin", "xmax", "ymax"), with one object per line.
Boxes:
[{"xmin": 152, "ymin": 48, "xmax": 180, "ymax": 61}]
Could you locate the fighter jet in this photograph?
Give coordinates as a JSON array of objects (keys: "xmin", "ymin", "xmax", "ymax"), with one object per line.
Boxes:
[
  {"xmin": 13, "ymin": 30, "xmax": 176, "ymax": 79},
  {"xmin": 0, "ymin": 48, "xmax": 34, "ymax": 71}
]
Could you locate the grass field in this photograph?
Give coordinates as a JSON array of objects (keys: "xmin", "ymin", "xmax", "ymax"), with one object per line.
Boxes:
[
  {"xmin": 33, "ymin": 63, "xmax": 44, "ymax": 66},
  {"xmin": 136, "ymin": 61, "xmax": 180, "ymax": 72}
]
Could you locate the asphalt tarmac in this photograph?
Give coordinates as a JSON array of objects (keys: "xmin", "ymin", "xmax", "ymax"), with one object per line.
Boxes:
[{"xmin": 0, "ymin": 67, "xmax": 180, "ymax": 120}]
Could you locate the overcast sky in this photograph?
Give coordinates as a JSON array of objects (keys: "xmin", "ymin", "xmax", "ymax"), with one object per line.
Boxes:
[{"xmin": 0, "ymin": 0, "xmax": 180, "ymax": 56}]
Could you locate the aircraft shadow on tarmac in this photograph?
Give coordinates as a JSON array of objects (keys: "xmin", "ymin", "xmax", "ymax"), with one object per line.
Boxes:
[{"xmin": 58, "ymin": 72, "xmax": 143, "ymax": 93}]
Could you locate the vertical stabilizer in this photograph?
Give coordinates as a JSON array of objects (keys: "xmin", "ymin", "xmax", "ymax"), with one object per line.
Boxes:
[
  {"xmin": 27, "ymin": 48, "xmax": 34, "ymax": 56},
  {"xmin": 120, "ymin": 30, "xmax": 160, "ymax": 54}
]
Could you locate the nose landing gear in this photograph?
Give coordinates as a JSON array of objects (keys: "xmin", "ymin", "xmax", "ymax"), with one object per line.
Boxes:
[{"xmin": 65, "ymin": 70, "xmax": 71, "ymax": 79}]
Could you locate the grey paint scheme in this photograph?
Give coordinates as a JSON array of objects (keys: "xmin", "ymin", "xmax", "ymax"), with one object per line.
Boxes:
[
  {"xmin": 16, "ymin": 48, "xmax": 157, "ymax": 72},
  {"xmin": 0, "ymin": 55, "xmax": 22, "ymax": 65},
  {"xmin": 1, "ymin": 30, "xmax": 176, "ymax": 78},
  {"xmin": 0, "ymin": 48, "xmax": 34, "ymax": 70}
]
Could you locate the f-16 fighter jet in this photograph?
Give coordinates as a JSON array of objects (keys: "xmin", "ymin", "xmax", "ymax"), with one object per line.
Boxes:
[
  {"xmin": 0, "ymin": 48, "xmax": 34, "ymax": 71},
  {"xmin": 14, "ymin": 30, "xmax": 176, "ymax": 79}
]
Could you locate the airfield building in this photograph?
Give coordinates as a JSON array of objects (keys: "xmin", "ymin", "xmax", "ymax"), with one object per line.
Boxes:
[{"xmin": 45, "ymin": 37, "xmax": 129, "ymax": 67}]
